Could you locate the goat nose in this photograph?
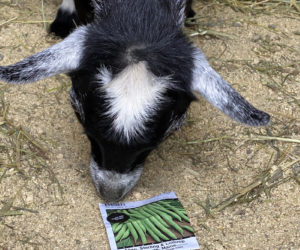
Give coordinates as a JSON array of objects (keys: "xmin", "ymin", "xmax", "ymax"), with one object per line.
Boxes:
[{"xmin": 98, "ymin": 186, "xmax": 126, "ymax": 202}]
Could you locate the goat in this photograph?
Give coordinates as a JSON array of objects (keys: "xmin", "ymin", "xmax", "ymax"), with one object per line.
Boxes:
[
  {"xmin": 0, "ymin": 0, "xmax": 270, "ymax": 202},
  {"xmin": 49, "ymin": 0, "xmax": 196, "ymax": 38}
]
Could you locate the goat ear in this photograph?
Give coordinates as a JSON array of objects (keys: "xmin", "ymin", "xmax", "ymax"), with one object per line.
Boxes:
[
  {"xmin": 0, "ymin": 26, "xmax": 87, "ymax": 84},
  {"xmin": 191, "ymin": 48, "xmax": 270, "ymax": 126}
]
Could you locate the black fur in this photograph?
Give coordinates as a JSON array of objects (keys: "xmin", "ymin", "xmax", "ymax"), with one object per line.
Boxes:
[
  {"xmin": 186, "ymin": 0, "xmax": 195, "ymax": 18},
  {"xmin": 69, "ymin": 0, "xmax": 196, "ymax": 173},
  {"xmin": 74, "ymin": 0, "xmax": 94, "ymax": 24},
  {"xmin": 49, "ymin": 8, "xmax": 80, "ymax": 38},
  {"xmin": 0, "ymin": 0, "xmax": 270, "ymax": 201},
  {"xmin": 50, "ymin": 0, "xmax": 195, "ymax": 38}
]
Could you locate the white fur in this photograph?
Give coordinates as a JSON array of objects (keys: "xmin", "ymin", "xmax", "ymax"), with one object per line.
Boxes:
[
  {"xmin": 97, "ymin": 66, "xmax": 112, "ymax": 85},
  {"xmin": 61, "ymin": 0, "xmax": 76, "ymax": 13},
  {"xmin": 176, "ymin": 0, "xmax": 186, "ymax": 28},
  {"xmin": 191, "ymin": 48, "xmax": 230, "ymax": 110},
  {"xmin": 0, "ymin": 26, "xmax": 87, "ymax": 84},
  {"xmin": 191, "ymin": 47, "xmax": 270, "ymax": 126},
  {"xmin": 100, "ymin": 62, "xmax": 169, "ymax": 143},
  {"xmin": 40, "ymin": 26, "xmax": 86, "ymax": 78}
]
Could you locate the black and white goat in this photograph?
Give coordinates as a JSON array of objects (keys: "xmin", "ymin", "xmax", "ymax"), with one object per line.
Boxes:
[
  {"xmin": 0, "ymin": 0, "xmax": 270, "ymax": 201},
  {"xmin": 49, "ymin": 0, "xmax": 196, "ymax": 38}
]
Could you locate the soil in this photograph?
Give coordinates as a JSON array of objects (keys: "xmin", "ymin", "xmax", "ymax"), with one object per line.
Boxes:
[{"xmin": 0, "ymin": 0, "xmax": 299, "ymax": 249}]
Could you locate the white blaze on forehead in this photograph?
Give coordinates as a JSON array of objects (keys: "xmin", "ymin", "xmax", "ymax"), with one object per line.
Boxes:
[{"xmin": 101, "ymin": 62, "xmax": 169, "ymax": 142}]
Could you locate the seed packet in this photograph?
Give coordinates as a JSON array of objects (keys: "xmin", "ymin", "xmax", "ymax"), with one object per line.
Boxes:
[{"xmin": 99, "ymin": 192, "xmax": 200, "ymax": 250}]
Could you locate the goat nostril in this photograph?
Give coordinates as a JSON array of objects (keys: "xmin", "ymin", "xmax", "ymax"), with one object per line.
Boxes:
[{"xmin": 96, "ymin": 185, "xmax": 125, "ymax": 202}]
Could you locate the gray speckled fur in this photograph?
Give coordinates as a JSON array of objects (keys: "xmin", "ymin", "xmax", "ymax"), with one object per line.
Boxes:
[
  {"xmin": 89, "ymin": 157, "xmax": 144, "ymax": 201},
  {"xmin": 0, "ymin": 26, "xmax": 87, "ymax": 84},
  {"xmin": 191, "ymin": 48, "xmax": 270, "ymax": 126},
  {"xmin": 70, "ymin": 87, "xmax": 85, "ymax": 122}
]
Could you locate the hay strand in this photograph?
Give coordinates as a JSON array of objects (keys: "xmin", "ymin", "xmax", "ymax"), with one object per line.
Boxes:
[{"xmin": 187, "ymin": 135, "xmax": 300, "ymax": 145}]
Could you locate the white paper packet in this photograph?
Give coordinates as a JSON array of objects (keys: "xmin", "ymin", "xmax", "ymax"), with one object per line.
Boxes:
[{"xmin": 99, "ymin": 192, "xmax": 200, "ymax": 250}]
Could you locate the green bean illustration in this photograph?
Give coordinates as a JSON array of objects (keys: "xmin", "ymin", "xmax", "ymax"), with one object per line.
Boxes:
[
  {"xmin": 182, "ymin": 225, "xmax": 194, "ymax": 233},
  {"xmin": 132, "ymin": 220, "xmax": 147, "ymax": 244},
  {"xmin": 149, "ymin": 216, "xmax": 177, "ymax": 240},
  {"xmin": 137, "ymin": 219, "xmax": 146, "ymax": 233},
  {"xmin": 120, "ymin": 227, "xmax": 130, "ymax": 241},
  {"xmin": 136, "ymin": 207, "xmax": 153, "ymax": 218},
  {"xmin": 157, "ymin": 200, "xmax": 190, "ymax": 222},
  {"xmin": 110, "ymin": 199, "xmax": 194, "ymax": 247},
  {"xmin": 112, "ymin": 223, "xmax": 123, "ymax": 234},
  {"xmin": 148, "ymin": 203, "xmax": 182, "ymax": 221},
  {"xmin": 115, "ymin": 224, "xmax": 128, "ymax": 242},
  {"xmin": 142, "ymin": 218, "xmax": 169, "ymax": 241},
  {"xmin": 143, "ymin": 225, "xmax": 161, "ymax": 243},
  {"xmin": 127, "ymin": 222, "xmax": 138, "ymax": 243},
  {"xmin": 126, "ymin": 209, "xmax": 145, "ymax": 220},
  {"xmin": 149, "ymin": 209, "xmax": 184, "ymax": 236},
  {"xmin": 142, "ymin": 207, "xmax": 170, "ymax": 228}
]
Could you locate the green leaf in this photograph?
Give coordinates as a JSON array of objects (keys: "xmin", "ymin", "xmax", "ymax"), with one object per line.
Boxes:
[{"xmin": 116, "ymin": 237, "xmax": 133, "ymax": 248}]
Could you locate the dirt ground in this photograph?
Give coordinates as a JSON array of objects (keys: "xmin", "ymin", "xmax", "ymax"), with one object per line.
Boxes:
[{"xmin": 0, "ymin": 0, "xmax": 300, "ymax": 249}]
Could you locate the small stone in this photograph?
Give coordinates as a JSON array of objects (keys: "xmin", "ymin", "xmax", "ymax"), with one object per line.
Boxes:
[
  {"xmin": 69, "ymin": 117, "xmax": 75, "ymax": 123},
  {"xmin": 234, "ymin": 209, "xmax": 246, "ymax": 216},
  {"xmin": 77, "ymin": 163, "xmax": 86, "ymax": 169},
  {"xmin": 26, "ymin": 193, "xmax": 34, "ymax": 203},
  {"xmin": 268, "ymin": 24, "xmax": 276, "ymax": 29},
  {"xmin": 251, "ymin": 35, "xmax": 261, "ymax": 42},
  {"xmin": 265, "ymin": 34, "xmax": 271, "ymax": 42},
  {"xmin": 293, "ymin": 31, "xmax": 300, "ymax": 36},
  {"xmin": 215, "ymin": 242, "xmax": 225, "ymax": 250},
  {"xmin": 269, "ymin": 168, "xmax": 283, "ymax": 183},
  {"xmin": 133, "ymin": 192, "xmax": 141, "ymax": 200},
  {"xmin": 0, "ymin": 53, "xmax": 3, "ymax": 61},
  {"xmin": 292, "ymin": 164, "xmax": 300, "ymax": 175},
  {"xmin": 253, "ymin": 58, "xmax": 260, "ymax": 64},
  {"xmin": 57, "ymin": 153, "xmax": 64, "ymax": 159},
  {"xmin": 37, "ymin": 128, "xmax": 43, "ymax": 134},
  {"xmin": 232, "ymin": 22, "xmax": 242, "ymax": 27}
]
